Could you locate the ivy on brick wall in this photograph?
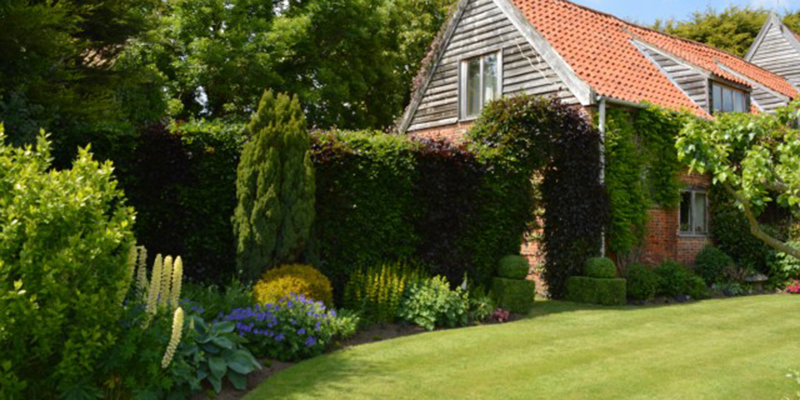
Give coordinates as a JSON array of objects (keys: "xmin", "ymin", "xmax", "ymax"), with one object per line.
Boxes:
[
  {"xmin": 603, "ymin": 105, "xmax": 686, "ymax": 257},
  {"xmin": 468, "ymin": 94, "xmax": 607, "ymax": 298}
]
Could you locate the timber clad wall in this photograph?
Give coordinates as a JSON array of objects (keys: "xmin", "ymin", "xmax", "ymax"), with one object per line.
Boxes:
[
  {"xmin": 407, "ymin": 0, "xmax": 577, "ymax": 132},
  {"xmin": 636, "ymin": 43, "xmax": 708, "ymax": 111},
  {"xmin": 749, "ymin": 23, "xmax": 800, "ymax": 89}
]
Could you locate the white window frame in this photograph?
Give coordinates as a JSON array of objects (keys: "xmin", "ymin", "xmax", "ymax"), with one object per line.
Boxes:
[
  {"xmin": 679, "ymin": 189, "xmax": 709, "ymax": 236},
  {"xmin": 459, "ymin": 51, "xmax": 503, "ymax": 120}
]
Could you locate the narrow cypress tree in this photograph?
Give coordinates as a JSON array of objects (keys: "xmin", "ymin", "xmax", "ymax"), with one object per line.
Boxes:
[{"xmin": 233, "ymin": 90, "xmax": 316, "ymax": 280}]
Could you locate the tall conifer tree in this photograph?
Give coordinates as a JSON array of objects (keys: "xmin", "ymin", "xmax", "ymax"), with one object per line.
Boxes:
[{"xmin": 233, "ymin": 90, "xmax": 315, "ymax": 280}]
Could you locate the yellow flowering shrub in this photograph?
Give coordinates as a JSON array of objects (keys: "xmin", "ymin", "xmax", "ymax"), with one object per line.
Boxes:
[{"xmin": 254, "ymin": 264, "xmax": 333, "ymax": 306}]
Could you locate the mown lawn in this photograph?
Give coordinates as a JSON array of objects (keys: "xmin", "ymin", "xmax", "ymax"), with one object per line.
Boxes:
[{"xmin": 244, "ymin": 295, "xmax": 800, "ymax": 400}]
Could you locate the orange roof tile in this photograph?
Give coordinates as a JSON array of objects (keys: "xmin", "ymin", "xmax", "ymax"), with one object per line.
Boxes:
[{"xmin": 509, "ymin": 0, "xmax": 799, "ymax": 117}]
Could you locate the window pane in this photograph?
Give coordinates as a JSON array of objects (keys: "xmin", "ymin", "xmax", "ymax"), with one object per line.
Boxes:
[
  {"xmin": 693, "ymin": 193, "xmax": 707, "ymax": 234},
  {"xmin": 723, "ymin": 88, "xmax": 733, "ymax": 112},
  {"xmin": 734, "ymin": 91, "xmax": 745, "ymax": 112},
  {"xmin": 713, "ymin": 85, "xmax": 722, "ymax": 112},
  {"xmin": 466, "ymin": 58, "xmax": 481, "ymax": 117},
  {"xmin": 680, "ymin": 192, "xmax": 692, "ymax": 233},
  {"xmin": 483, "ymin": 53, "xmax": 498, "ymax": 104}
]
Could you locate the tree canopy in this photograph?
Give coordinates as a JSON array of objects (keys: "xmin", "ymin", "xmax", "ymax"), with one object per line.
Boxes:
[{"xmin": 652, "ymin": 6, "xmax": 800, "ymax": 57}]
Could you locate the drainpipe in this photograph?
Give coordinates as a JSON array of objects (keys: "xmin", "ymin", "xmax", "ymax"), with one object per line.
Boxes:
[{"xmin": 598, "ymin": 97, "xmax": 607, "ymax": 257}]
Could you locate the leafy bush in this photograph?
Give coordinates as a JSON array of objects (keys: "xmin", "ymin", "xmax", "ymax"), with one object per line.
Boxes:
[
  {"xmin": 492, "ymin": 277, "xmax": 536, "ymax": 313},
  {"xmin": 585, "ymin": 257, "xmax": 617, "ymax": 278},
  {"xmin": 768, "ymin": 240, "xmax": 800, "ymax": 283},
  {"xmin": 343, "ymin": 261, "xmax": 426, "ymax": 325},
  {"xmin": 222, "ymin": 294, "xmax": 355, "ymax": 361},
  {"xmin": 654, "ymin": 261, "xmax": 709, "ymax": 299},
  {"xmin": 253, "ymin": 264, "xmax": 333, "ymax": 307},
  {"xmin": 398, "ymin": 276, "xmax": 470, "ymax": 331},
  {"xmin": 234, "ymin": 91, "xmax": 315, "ymax": 281},
  {"xmin": 180, "ymin": 315, "xmax": 261, "ymax": 394},
  {"xmin": 0, "ymin": 131, "xmax": 136, "ymax": 399},
  {"xmin": 694, "ymin": 246, "xmax": 735, "ymax": 285},
  {"xmin": 712, "ymin": 282, "xmax": 747, "ymax": 296},
  {"xmin": 123, "ymin": 120, "xmax": 244, "ymax": 283},
  {"xmin": 566, "ymin": 276, "xmax": 627, "ymax": 306},
  {"xmin": 625, "ymin": 264, "xmax": 661, "ymax": 301},
  {"xmin": 182, "ymin": 280, "xmax": 254, "ymax": 321},
  {"xmin": 468, "ymin": 291, "xmax": 497, "ymax": 323},
  {"xmin": 497, "ymin": 255, "xmax": 530, "ymax": 279}
]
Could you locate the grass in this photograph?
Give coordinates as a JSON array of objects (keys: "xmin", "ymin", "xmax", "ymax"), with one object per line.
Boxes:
[{"xmin": 243, "ymin": 295, "xmax": 800, "ymax": 400}]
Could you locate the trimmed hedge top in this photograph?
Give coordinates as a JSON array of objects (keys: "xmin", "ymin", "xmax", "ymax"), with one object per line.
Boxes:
[
  {"xmin": 585, "ymin": 257, "xmax": 617, "ymax": 278},
  {"xmin": 497, "ymin": 255, "xmax": 530, "ymax": 279}
]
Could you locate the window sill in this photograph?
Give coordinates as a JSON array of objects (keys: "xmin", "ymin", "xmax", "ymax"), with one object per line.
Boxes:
[
  {"xmin": 459, "ymin": 115, "xmax": 479, "ymax": 123},
  {"xmin": 677, "ymin": 232, "xmax": 710, "ymax": 238}
]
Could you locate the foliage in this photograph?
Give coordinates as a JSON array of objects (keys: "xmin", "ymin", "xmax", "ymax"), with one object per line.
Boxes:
[
  {"xmin": 467, "ymin": 94, "xmax": 607, "ymax": 298},
  {"xmin": 768, "ymin": 240, "xmax": 800, "ymax": 283},
  {"xmin": 254, "ymin": 264, "xmax": 334, "ymax": 307},
  {"xmin": 624, "ymin": 264, "xmax": 661, "ymax": 301},
  {"xmin": 181, "ymin": 280, "xmax": 254, "ymax": 321},
  {"xmin": 234, "ymin": 91, "xmax": 315, "ymax": 280},
  {"xmin": 0, "ymin": 0, "xmax": 163, "ymax": 166},
  {"xmin": 652, "ymin": 7, "xmax": 800, "ymax": 58},
  {"xmin": 694, "ymin": 246, "xmax": 735, "ymax": 285},
  {"xmin": 497, "ymin": 255, "xmax": 530, "ymax": 280},
  {"xmin": 712, "ymin": 282, "xmax": 748, "ymax": 297},
  {"xmin": 653, "ymin": 261, "xmax": 709, "ymax": 299},
  {"xmin": 468, "ymin": 290, "xmax": 496, "ymax": 323},
  {"xmin": 344, "ymin": 261, "xmax": 426, "ymax": 325},
  {"xmin": 585, "ymin": 257, "xmax": 617, "ymax": 279},
  {"xmin": 565, "ymin": 277, "xmax": 627, "ymax": 306},
  {"xmin": 492, "ymin": 278, "xmax": 536, "ymax": 313},
  {"xmin": 0, "ymin": 130, "xmax": 136, "ymax": 399},
  {"xmin": 223, "ymin": 294, "xmax": 355, "ymax": 361},
  {"xmin": 677, "ymin": 102, "xmax": 800, "ymax": 259},
  {"xmin": 603, "ymin": 106, "xmax": 685, "ymax": 256},
  {"xmin": 123, "ymin": 120, "xmax": 245, "ymax": 282},
  {"xmin": 709, "ymin": 184, "xmax": 775, "ymax": 274},
  {"xmin": 180, "ymin": 315, "xmax": 262, "ymax": 394},
  {"xmin": 398, "ymin": 276, "xmax": 470, "ymax": 331}
]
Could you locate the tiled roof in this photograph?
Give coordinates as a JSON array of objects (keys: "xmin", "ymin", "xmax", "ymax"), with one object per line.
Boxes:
[{"xmin": 509, "ymin": 0, "xmax": 799, "ymax": 116}]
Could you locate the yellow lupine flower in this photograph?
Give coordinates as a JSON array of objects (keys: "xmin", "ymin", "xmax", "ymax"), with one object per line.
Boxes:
[
  {"xmin": 159, "ymin": 256, "xmax": 173, "ymax": 309},
  {"xmin": 146, "ymin": 254, "xmax": 163, "ymax": 316},
  {"xmin": 171, "ymin": 256, "xmax": 183, "ymax": 309},
  {"xmin": 161, "ymin": 307, "xmax": 184, "ymax": 369}
]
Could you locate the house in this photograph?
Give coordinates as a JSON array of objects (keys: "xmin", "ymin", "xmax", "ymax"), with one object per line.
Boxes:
[
  {"xmin": 746, "ymin": 14, "xmax": 800, "ymax": 90},
  {"xmin": 398, "ymin": 0, "xmax": 800, "ymax": 266}
]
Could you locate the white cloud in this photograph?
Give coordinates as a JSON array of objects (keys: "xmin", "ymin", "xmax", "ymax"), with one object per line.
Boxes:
[{"xmin": 750, "ymin": 0, "xmax": 798, "ymax": 9}]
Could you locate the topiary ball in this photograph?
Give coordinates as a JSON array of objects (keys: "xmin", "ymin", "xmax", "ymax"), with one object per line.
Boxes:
[
  {"xmin": 497, "ymin": 255, "xmax": 530, "ymax": 279},
  {"xmin": 253, "ymin": 264, "xmax": 334, "ymax": 306},
  {"xmin": 585, "ymin": 257, "xmax": 617, "ymax": 278}
]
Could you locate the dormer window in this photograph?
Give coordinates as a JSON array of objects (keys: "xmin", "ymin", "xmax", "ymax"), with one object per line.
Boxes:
[
  {"xmin": 460, "ymin": 52, "xmax": 501, "ymax": 119},
  {"xmin": 711, "ymin": 82, "xmax": 748, "ymax": 113}
]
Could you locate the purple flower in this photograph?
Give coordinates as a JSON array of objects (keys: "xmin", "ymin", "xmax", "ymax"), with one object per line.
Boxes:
[
  {"xmin": 315, "ymin": 321, "xmax": 321, "ymax": 331},
  {"xmin": 330, "ymin": 310, "xmax": 337, "ymax": 317},
  {"xmin": 305, "ymin": 336, "xmax": 317, "ymax": 347},
  {"xmin": 275, "ymin": 333, "xmax": 285, "ymax": 342},
  {"xmin": 297, "ymin": 328, "xmax": 306, "ymax": 335}
]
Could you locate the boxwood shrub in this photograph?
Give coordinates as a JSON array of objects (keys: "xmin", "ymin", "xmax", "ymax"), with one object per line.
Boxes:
[
  {"xmin": 497, "ymin": 255, "xmax": 530, "ymax": 279},
  {"xmin": 492, "ymin": 277, "xmax": 536, "ymax": 313},
  {"xmin": 566, "ymin": 276, "xmax": 627, "ymax": 306},
  {"xmin": 585, "ymin": 257, "xmax": 617, "ymax": 278},
  {"xmin": 624, "ymin": 264, "xmax": 661, "ymax": 301}
]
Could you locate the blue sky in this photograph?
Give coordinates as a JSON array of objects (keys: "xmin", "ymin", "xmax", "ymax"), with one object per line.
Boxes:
[{"xmin": 570, "ymin": 0, "xmax": 800, "ymax": 25}]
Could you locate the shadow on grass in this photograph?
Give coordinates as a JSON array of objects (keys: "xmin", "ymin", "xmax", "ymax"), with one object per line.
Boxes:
[{"xmin": 523, "ymin": 295, "xmax": 731, "ymax": 321}]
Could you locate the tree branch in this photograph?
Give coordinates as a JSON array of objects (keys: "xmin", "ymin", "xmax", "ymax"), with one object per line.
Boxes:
[{"xmin": 722, "ymin": 182, "xmax": 800, "ymax": 259}]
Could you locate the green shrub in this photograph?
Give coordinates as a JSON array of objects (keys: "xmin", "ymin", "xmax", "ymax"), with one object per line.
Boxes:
[
  {"xmin": 768, "ymin": 240, "xmax": 800, "ymax": 283},
  {"xmin": 398, "ymin": 276, "xmax": 470, "ymax": 331},
  {"xmin": 709, "ymin": 184, "xmax": 775, "ymax": 273},
  {"xmin": 654, "ymin": 261, "xmax": 709, "ymax": 299},
  {"xmin": 0, "ymin": 131, "xmax": 136, "ymax": 399},
  {"xmin": 585, "ymin": 257, "xmax": 617, "ymax": 278},
  {"xmin": 566, "ymin": 276, "xmax": 627, "ymax": 306},
  {"xmin": 694, "ymin": 246, "xmax": 735, "ymax": 285},
  {"xmin": 234, "ymin": 90, "xmax": 315, "ymax": 281},
  {"xmin": 253, "ymin": 264, "xmax": 333, "ymax": 306},
  {"xmin": 625, "ymin": 264, "xmax": 661, "ymax": 301},
  {"xmin": 181, "ymin": 280, "xmax": 254, "ymax": 321},
  {"xmin": 344, "ymin": 261, "xmax": 426, "ymax": 325},
  {"xmin": 497, "ymin": 255, "xmax": 530, "ymax": 279},
  {"xmin": 492, "ymin": 277, "xmax": 536, "ymax": 313},
  {"xmin": 468, "ymin": 288, "xmax": 497, "ymax": 323}
]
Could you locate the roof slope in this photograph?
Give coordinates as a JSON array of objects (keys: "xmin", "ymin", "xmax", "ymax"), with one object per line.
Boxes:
[{"xmin": 509, "ymin": 0, "xmax": 799, "ymax": 116}]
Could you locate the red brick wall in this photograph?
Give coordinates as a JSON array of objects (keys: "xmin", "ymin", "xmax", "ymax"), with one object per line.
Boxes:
[
  {"xmin": 409, "ymin": 122, "xmax": 472, "ymax": 141},
  {"xmin": 640, "ymin": 170, "xmax": 712, "ymax": 266}
]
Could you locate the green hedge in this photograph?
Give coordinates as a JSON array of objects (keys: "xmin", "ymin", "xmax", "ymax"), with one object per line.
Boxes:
[
  {"xmin": 498, "ymin": 255, "xmax": 530, "ymax": 279},
  {"xmin": 566, "ymin": 276, "xmax": 627, "ymax": 306},
  {"xmin": 492, "ymin": 277, "xmax": 535, "ymax": 314}
]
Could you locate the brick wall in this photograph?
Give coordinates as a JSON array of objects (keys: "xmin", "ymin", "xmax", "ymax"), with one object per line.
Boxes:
[{"xmin": 409, "ymin": 122, "xmax": 473, "ymax": 141}]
